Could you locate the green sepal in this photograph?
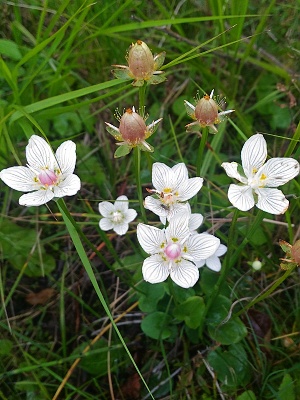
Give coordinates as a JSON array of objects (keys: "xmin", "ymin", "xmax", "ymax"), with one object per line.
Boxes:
[
  {"xmin": 154, "ymin": 51, "xmax": 166, "ymax": 69},
  {"xmin": 114, "ymin": 144, "xmax": 131, "ymax": 158},
  {"xmin": 148, "ymin": 74, "xmax": 166, "ymax": 85},
  {"xmin": 111, "ymin": 67, "xmax": 131, "ymax": 80},
  {"xmin": 106, "ymin": 125, "xmax": 122, "ymax": 140}
]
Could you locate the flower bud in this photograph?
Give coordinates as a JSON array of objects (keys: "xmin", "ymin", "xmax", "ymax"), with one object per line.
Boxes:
[
  {"xmin": 128, "ymin": 40, "xmax": 154, "ymax": 81},
  {"xmin": 195, "ymin": 93, "xmax": 219, "ymax": 126},
  {"xmin": 119, "ymin": 108, "xmax": 147, "ymax": 145},
  {"xmin": 252, "ymin": 260, "xmax": 262, "ymax": 271},
  {"xmin": 291, "ymin": 240, "xmax": 300, "ymax": 264}
]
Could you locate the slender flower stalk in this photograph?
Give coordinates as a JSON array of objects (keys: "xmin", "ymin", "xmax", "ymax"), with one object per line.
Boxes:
[{"xmin": 0, "ymin": 135, "xmax": 80, "ymax": 206}]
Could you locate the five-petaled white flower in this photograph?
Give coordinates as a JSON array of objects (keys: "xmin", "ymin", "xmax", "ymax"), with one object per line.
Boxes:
[
  {"xmin": 144, "ymin": 162, "xmax": 203, "ymax": 223},
  {"xmin": 195, "ymin": 239, "xmax": 227, "ymax": 272},
  {"xmin": 137, "ymin": 212, "xmax": 220, "ymax": 288},
  {"xmin": 221, "ymin": 134, "xmax": 299, "ymax": 214},
  {"xmin": 0, "ymin": 135, "xmax": 81, "ymax": 207},
  {"xmin": 99, "ymin": 195, "xmax": 137, "ymax": 235}
]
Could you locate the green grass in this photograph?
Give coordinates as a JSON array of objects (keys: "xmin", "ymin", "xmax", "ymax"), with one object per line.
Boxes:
[{"xmin": 0, "ymin": 1, "xmax": 300, "ymax": 399}]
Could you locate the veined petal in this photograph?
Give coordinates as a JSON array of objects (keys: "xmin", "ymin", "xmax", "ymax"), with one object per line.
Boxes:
[
  {"xmin": 99, "ymin": 217, "xmax": 114, "ymax": 231},
  {"xmin": 142, "ymin": 254, "xmax": 169, "ymax": 284},
  {"xmin": 215, "ymin": 244, "xmax": 227, "ymax": 257},
  {"xmin": 189, "ymin": 213, "xmax": 204, "ymax": 232},
  {"xmin": 0, "ymin": 166, "xmax": 37, "ymax": 192},
  {"xmin": 19, "ymin": 189, "xmax": 54, "ymax": 206},
  {"xmin": 227, "ymin": 184, "xmax": 255, "ymax": 211},
  {"xmin": 152, "ymin": 162, "xmax": 173, "ymax": 191},
  {"xmin": 185, "ymin": 233, "xmax": 220, "ymax": 261},
  {"xmin": 241, "ymin": 134, "xmax": 267, "ymax": 178},
  {"xmin": 55, "ymin": 140, "xmax": 76, "ymax": 175},
  {"xmin": 178, "ymin": 177, "xmax": 203, "ymax": 201},
  {"xmin": 144, "ymin": 196, "xmax": 169, "ymax": 218},
  {"xmin": 114, "ymin": 195, "xmax": 129, "ymax": 212},
  {"xmin": 113, "ymin": 222, "xmax": 129, "ymax": 235},
  {"xmin": 170, "ymin": 259, "xmax": 199, "ymax": 288},
  {"xmin": 99, "ymin": 201, "xmax": 115, "ymax": 217},
  {"xmin": 54, "ymin": 174, "xmax": 81, "ymax": 197},
  {"xmin": 257, "ymin": 158, "xmax": 300, "ymax": 187},
  {"xmin": 255, "ymin": 188, "xmax": 289, "ymax": 215},
  {"xmin": 195, "ymin": 259, "xmax": 205, "ymax": 268},
  {"xmin": 137, "ymin": 223, "xmax": 166, "ymax": 254},
  {"xmin": 26, "ymin": 135, "xmax": 58, "ymax": 171},
  {"xmin": 221, "ymin": 162, "xmax": 246, "ymax": 183},
  {"xmin": 205, "ymin": 255, "xmax": 222, "ymax": 272},
  {"xmin": 171, "ymin": 163, "xmax": 189, "ymax": 188},
  {"xmin": 166, "ymin": 211, "xmax": 190, "ymax": 243},
  {"xmin": 124, "ymin": 208, "xmax": 137, "ymax": 223}
]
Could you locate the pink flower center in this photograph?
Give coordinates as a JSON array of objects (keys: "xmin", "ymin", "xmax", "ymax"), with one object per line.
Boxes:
[
  {"xmin": 164, "ymin": 243, "xmax": 181, "ymax": 260},
  {"xmin": 38, "ymin": 170, "xmax": 58, "ymax": 186}
]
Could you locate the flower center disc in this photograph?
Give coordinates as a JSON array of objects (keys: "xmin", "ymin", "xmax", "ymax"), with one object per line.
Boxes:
[
  {"xmin": 38, "ymin": 170, "xmax": 58, "ymax": 186},
  {"xmin": 164, "ymin": 243, "xmax": 181, "ymax": 260},
  {"xmin": 112, "ymin": 211, "xmax": 123, "ymax": 224}
]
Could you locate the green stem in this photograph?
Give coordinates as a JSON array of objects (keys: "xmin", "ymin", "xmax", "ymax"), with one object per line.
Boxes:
[
  {"xmin": 196, "ymin": 127, "xmax": 209, "ymax": 176},
  {"xmin": 198, "ymin": 209, "xmax": 266, "ymax": 337},
  {"xmin": 134, "ymin": 147, "xmax": 147, "ymax": 223},
  {"xmin": 138, "ymin": 84, "xmax": 146, "ymax": 115},
  {"xmin": 56, "ymin": 198, "xmax": 154, "ymax": 399},
  {"xmin": 235, "ymin": 266, "xmax": 296, "ymax": 317}
]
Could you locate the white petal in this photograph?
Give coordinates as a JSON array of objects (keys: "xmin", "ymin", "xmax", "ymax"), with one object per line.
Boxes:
[
  {"xmin": 227, "ymin": 184, "xmax": 255, "ymax": 211},
  {"xmin": 152, "ymin": 163, "xmax": 173, "ymax": 191},
  {"xmin": 114, "ymin": 195, "xmax": 129, "ymax": 212},
  {"xmin": 241, "ymin": 134, "xmax": 267, "ymax": 178},
  {"xmin": 99, "ymin": 201, "xmax": 115, "ymax": 217},
  {"xmin": 144, "ymin": 196, "xmax": 169, "ymax": 218},
  {"xmin": 137, "ymin": 223, "xmax": 165, "ymax": 254},
  {"xmin": 205, "ymin": 255, "xmax": 222, "ymax": 272},
  {"xmin": 142, "ymin": 254, "xmax": 169, "ymax": 284},
  {"xmin": 166, "ymin": 211, "xmax": 190, "ymax": 242},
  {"xmin": 221, "ymin": 162, "xmax": 246, "ymax": 183},
  {"xmin": 189, "ymin": 213, "xmax": 204, "ymax": 232},
  {"xmin": 55, "ymin": 140, "xmax": 77, "ymax": 175},
  {"xmin": 214, "ymin": 244, "xmax": 227, "ymax": 257},
  {"xmin": 195, "ymin": 259, "xmax": 205, "ymax": 268},
  {"xmin": 99, "ymin": 217, "xmax": 114, "ymax": 231},
  {"xmin": 19, "ymin": 190, "xmax": 54, "ymax": 206},
  {"xmin": 171, "ymin": 163, "xmax": 189, "ymax": 189},
  {"xmin": 124, "ymin": 209, "xmax": 137, "ymax": 223},
  {"xmin": 170, "ymin": 259, "xmax": 199, "ymax": 288},
  {"xmin": 186, "ymin": 233, "xmax": 220, "ymax": 261},
  {"xmin": 113, "ymin": 222, "xmax": 129, "ymax": 235},
  {"xmin": 257, "ymin": 158, "xmax": 300, "ymax": 187},
  {"xmin": 53, "ymin": 174, "xmax": 81, "ymax": 197},
  {"xmin": 255, "ymin": 188, "xmax": 289, "ymax": 215},
  {"xmin": 178, "ymin": 177, "xmax": 203, "ymax": 201},
  {"xmin": 26, "ymin": 135, "xmax": 58, "ymax": 171},
  {"xmin": 0, "ymin": 166, "xmax": 37, "ymax": 191}
]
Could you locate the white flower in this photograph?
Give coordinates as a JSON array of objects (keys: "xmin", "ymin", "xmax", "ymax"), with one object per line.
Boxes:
[
  {"xmin": 0, "ymin": 135, "xmax": 81, "ymax": 207},
  {"xmin": 137, "ymin": 212, "xmax": 220, "ymax": 288},
  {"xmin": 144, "ymin": 162, "xmax": 203, "ymax": 223},
  {"xmin": 196, "ymin": 241, "xmax": 227, "ymax": 272},
  {"xmin": 99, "ymin": 195, "xmax": 137, "ymax": 235},
  {"xmin": 221, "ymin": 134, "xmax": 300, "ymax": 214}
]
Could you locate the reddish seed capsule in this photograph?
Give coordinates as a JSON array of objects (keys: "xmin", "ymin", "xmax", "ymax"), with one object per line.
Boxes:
[
  {"xmin": 128, "ymin": 40, "xmax": 155, "ymax": 81},
  {"xmin": 195, "ymin": 94, "xmax": 219, "ymax": 126},
  {"xmin": 119, "ymin": 108, "xmax": 147, "ymax": 145},
  {"xmin": 291, "ymin": 240, "xmax": 300, "ymax": 264}
]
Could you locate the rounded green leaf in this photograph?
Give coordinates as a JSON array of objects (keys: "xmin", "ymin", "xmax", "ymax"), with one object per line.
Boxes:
[
  {"xmin": 141, "ymin": 312, "xmax": 173, "ymax": 340},
  {"xmin": 174, "ymin": 296, "xmax": 205, "ymax": 329},
  {"xmin": 208, "ymin": 317, "xmax": 247, "ymax": 345}
]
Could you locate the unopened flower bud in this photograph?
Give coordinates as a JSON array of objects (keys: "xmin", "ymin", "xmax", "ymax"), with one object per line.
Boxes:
[
  {"xmin": 252, "ymin": 260, "xmax": 262, "ymax": 271},
  {"xmin": 128, "ymin": 40, "xmax": 155, "ymax": 81},
  {"xmin": 119, "ymin": 108, "xmax": 147, "ymax": 145},
  {"xmin": 291, "ymin": 240, "xmax": 300, "ymax": 264},
  {"xmin": 195, "ymin": 93, "xmax": 219, "ymax": 126}
]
